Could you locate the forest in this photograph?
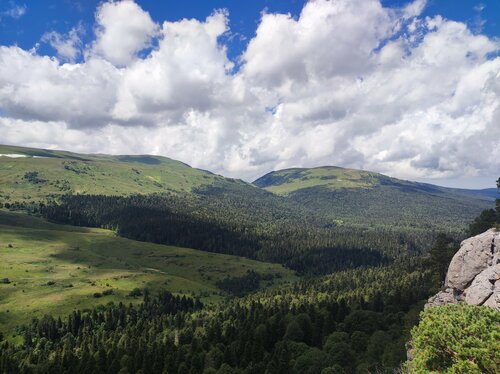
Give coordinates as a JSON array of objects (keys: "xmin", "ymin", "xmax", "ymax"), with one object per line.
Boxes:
[
  {"xmin": 0, "ymin": 259, "xmax": 436, "ymax": 373},
  {"xmin": 39, "ymin": 184, "xmax": 454, "ymax": 276},
  {"xmin": 3, "ymin": 218, "xmax": 498, "ymax": 373}
]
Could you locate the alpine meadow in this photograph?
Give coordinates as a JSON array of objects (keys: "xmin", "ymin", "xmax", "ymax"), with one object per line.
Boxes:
[{"xmin": 0, "ymin": 0, "xmax": 499, "ymax": 373}]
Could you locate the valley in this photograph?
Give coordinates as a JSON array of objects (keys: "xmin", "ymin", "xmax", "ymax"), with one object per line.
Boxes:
[
  {"xmin": 0, "ymin": 210, "xmax": 295, "ymax": 340},
  {"xmin": 0, "ymin": 144, "xmax": 498, "ymax": 373}
]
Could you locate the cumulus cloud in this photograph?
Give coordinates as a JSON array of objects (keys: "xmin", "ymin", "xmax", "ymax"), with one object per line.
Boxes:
[
  {"xmin": 0, "ymin": 0, "xmax": 498, "ymax": 187},
  {"xmin": 91, "ymin": 0, "xmax": 158, "ymax": 66},
  {"xmin": 242, "ymin": 0, "xmax": 394, "ymax": 90},
  {"xmin": 402, "ymin": 0, "xmax": 427, "ymax": 19},
  {"xmin": 42, "ymin": 25, "xmax": 84, "ymax": 62},
  {"xmin": 0, "ymin": 46, "xmax": 120, "ymax": 127},
  {"xmin": 112, "ymin": 10, "xmax": 235, "ymax": 124}
]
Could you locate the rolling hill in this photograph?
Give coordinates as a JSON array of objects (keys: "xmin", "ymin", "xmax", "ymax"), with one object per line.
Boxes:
[
  {"xmin": 253, "ymin": 166, "xmax": 497, "ymax": 200},
  {"xmin": 254, "ymin": 166, "xmax": 496, "ymax": 231},
  {"xmin": 254, "ymin": 166, "xmax": 387, "ymax": 194},
  {"xmin": 0, "ymin": 145, "xmax": 495, "ymax": 273},
  {"xmin": 0, "ymin": 144, "xmax": 248, "ymax": 204}
]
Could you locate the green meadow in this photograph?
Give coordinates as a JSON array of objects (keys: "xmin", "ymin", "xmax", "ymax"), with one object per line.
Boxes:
[
  {"xmin": 0, "ymin": 144, "xmax": 247, "ymax": 204},
  {"xmin": 0, "ymin": 210, "xmax": 295, "ymax": 339},
  {"xmin": 255, "ymin": 166, "xmax": 385, "ymax": 195}
]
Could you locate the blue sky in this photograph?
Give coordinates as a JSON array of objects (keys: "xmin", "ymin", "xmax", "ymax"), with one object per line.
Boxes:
[
  {"xmin": 0, "ymin": 0, "xmax": 498, "ymax": 188},
  {"xmin": 1, "ymin": 1, "xmax": 498, "ymax": 64}
]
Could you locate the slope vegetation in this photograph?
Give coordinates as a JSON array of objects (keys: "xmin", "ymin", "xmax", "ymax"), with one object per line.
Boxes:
[
  {"xmin": 1, "ymin": 145, "xmax": 494, "ymax": 275},
  {"xmin": 0, "ymin": 144, "xmax": 246, "ymax": 204},
  {"xmin": 254, "ymin": 166, "xmax": 385, "ymax": 194},
  {"xmin": 254, "ymin": 166, "xmax": 496, "ymax": 200},
  {"xmin": 254, "ymin": 166, "xmax": 495, "ymax": 232},
  {"xmin": 0, "ymin": 210, "xmax": 295, "ymax": 337}
]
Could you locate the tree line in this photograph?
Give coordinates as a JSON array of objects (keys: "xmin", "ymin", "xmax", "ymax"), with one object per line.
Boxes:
[{"xmin": 40, "ymin": 188, "xmax": 445, "ymax": 275}]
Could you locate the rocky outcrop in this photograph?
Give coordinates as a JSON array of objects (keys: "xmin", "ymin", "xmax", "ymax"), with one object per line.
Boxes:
[{"xmin": 426, "ymin": 228, "xmax": 500, "ymax": 310}]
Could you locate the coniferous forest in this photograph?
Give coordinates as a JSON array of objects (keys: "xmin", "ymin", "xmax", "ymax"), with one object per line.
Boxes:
[
  {"xmin": 39, "ymin": 182, "xmax": 465, "ymax": 275},
  {"xmin": 1, "ymin": 260, "xmax": 434, "ymax": 373}
]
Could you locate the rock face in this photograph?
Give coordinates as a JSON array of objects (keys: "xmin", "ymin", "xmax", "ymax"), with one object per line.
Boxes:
[{"xmin": 426, "ymin": 229, "xmax": 500, "ymax": 310}]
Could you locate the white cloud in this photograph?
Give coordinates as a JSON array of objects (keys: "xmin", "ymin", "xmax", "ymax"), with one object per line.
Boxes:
[
  {"xmin": 0, "ymin": 46, "xmax": 120, "ymax": 127},
  {"xmin": 242, "ymin": 0, "xmax": 394, "ymax": 90},
  {"xmin": 0, "ymin": 0, "xmax": 498, "ymax": 187},
  {"xmin": 112, "ymin": 10, "xmax": 235, "ymax": 124},
  {"xmin": 42, "ymin": 25, "xmax": 84, "ymax": 62},
  {"xmin": 402, "ymin": 0, "xmax": 427, "ymax": 19},
  {"xmin": 91, "ymin": 0, "xmax": 158, "ymax": 66}
]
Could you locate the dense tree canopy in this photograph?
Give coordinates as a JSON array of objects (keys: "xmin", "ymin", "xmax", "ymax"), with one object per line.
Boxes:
[
  {"xmin": 0, "ymin": 260, "xmax": 435, "ymax": 374},
  {"xmin": 40, "ymin": 189, "xmax": 453, "ymax": 276},
  {"xmin": 468, "ymin": 176, "xmax": 499, "ymax": 236}
]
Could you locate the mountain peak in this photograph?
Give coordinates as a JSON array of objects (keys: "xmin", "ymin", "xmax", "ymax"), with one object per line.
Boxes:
[
  {"xmin": 253, "ymin": 166, "xmax": 388, "ymax": 194},
  {"xmin": 0, "ymin": 144, "xmax": 249, "ymax": 203}
]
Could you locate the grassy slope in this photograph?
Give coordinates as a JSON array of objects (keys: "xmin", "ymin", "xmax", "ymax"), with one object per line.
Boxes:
[
  {"xmin": 254, "ymin": 166, "xmax": 495, "ymax": 231},
  {"xmin": 0, "ymin": 210, "xmax": 296, "ymax": 338},
  {"xmin": 0, "ymin": 144, "xmax": 249, "ymax": 203},
  {"xmin": 254, "ymin": 166, "xmax": 497, "ymax": 200},
  {"xmin": 254, "ymin": 166, "xmax": 383, "ymax": 194}
]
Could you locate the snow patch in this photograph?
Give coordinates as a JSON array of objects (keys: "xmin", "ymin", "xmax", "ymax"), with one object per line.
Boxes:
[{"xmin": 0, "ymin": 153, "xmax": 28, "ymax": 158}]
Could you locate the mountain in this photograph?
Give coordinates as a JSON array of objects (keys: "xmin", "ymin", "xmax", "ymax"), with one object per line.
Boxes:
[
  {"xmin": 254, "ymin": 166, "xmax": 496, "ymax": 231},
  {"xmin": 254, "ymin": 166, "xmax": 497, "ymax": 201},
  {"xmin": 0, "ymin": 144, "xmax": 249, "ymax": 204},
  {"xmin": 254, "ymin": 166, "xmax": 391, "ymax": 194},
  {"xmin": 0, "ymin": 145, "xmax": 494, "ymax": 273}
]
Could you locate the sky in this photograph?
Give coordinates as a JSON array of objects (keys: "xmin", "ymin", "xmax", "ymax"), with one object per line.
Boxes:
[{"xmin": 0, "ymin": 0, "xmax": 499, "ymax": 188}]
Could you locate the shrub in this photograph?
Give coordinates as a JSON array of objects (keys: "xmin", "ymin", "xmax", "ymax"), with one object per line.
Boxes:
[
  {"xmin": 128, "ymin": 288, "xmax": 142, "ymax": 297},
  {"xmin": 23, "ymin": 171, "xmax": 46, "ymax": 184},
  {"xmin": 408, "ymin": 304, "xmax": 500, "ymax": 373}
]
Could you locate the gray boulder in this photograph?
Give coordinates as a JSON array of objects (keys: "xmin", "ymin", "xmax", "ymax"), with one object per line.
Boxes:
[{"xmin": 426, "ymin": 228, "xmax": 500, "ymax": 310}]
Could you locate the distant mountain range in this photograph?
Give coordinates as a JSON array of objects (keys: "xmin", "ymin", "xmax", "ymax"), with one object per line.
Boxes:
[
  {"xmin": 254, "ymin": 166, "xmax": 497, "ymax": 230},
  {"xmin": 1, "ymin": 144, "xmax": 496, "ymax": 234}
]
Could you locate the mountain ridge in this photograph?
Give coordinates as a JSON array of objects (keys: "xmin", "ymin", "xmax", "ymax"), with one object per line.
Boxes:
[
  {"xmin": 254, "ymin": 165, "xmax": 498, "ymax": 201},
  {"xmin": 1, "ymin": 144, "xmax": 496, "ymax": 199},
  {"xmin": 0, "ymin": 144, "xmax": 254, "ymax": 204},
  {"xmin": 1, "ymin": 144, "xmax": 494, "ymax": 235}
]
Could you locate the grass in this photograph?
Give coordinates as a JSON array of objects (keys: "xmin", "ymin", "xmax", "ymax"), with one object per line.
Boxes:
[
  {"xmin": 0, "ymin": 210, "xmax": 296, "ymax": 339},
  {"xmin": 254, "ymin": 166, "xmax": 385, "ymax": 195},
  {"xmin": 254, "ymin": 166, "xmax": 497, "ymax": 204},
  {"xmin": 0, "ymin": 144, "xmax": 250, "ymax": 204}
]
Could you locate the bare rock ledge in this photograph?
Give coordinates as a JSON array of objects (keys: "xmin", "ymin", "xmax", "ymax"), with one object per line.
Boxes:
[{"xmin": 426, "ymin": 228, "xmax": 500, "ymax": 310}]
